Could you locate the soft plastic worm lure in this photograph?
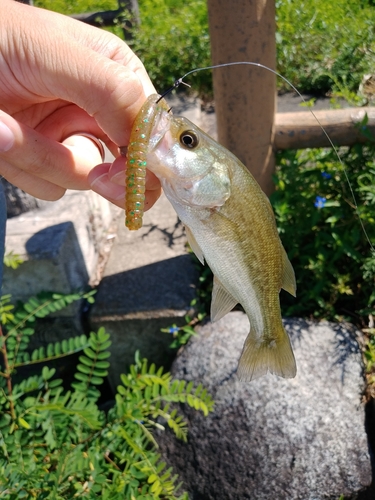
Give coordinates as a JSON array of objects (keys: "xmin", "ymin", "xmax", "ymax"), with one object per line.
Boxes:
[{"xmin": 125, "ymin": 94, "xmax": 169, "ymax": 230}]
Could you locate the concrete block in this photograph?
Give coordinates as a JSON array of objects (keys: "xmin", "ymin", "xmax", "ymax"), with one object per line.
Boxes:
[
  {"xmin": 89, "ymin": 194, "xmax": 199, "ymax": 390},
  {"xmin": 3, "ymin": 190, "xmax": 115, "ymax": 315}
]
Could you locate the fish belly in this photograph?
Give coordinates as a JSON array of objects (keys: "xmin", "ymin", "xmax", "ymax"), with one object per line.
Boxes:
[{"xmin": 174, "ymin": 200, "xmax": 297, "ymax": 381}]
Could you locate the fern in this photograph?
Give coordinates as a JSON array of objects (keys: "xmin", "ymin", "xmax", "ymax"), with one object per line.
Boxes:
[
  {"xmin": 72, "ymin": 327, "xmax": 111, "ymax": 400},
  {"xmin": 0, "ymin": 293, "xmax": 213, "ymax": 498},
  {"xmin": 0, "ymin": 291, "xmax": 95, "ymax": 376},
  {"xmin": 3, "ymin": 250, "xmax": 23, "ymax": 270}
]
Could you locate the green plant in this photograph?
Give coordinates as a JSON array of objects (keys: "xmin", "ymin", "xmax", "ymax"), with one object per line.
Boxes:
[
  {"xmin": 162, "ymin": 313, "xmax": 201, "ymax": 350},
  {"xmin": 0, "ymin": 292, "xmax": 213, "ymax": 498},
  {"xmin": 128, "ymin": 0, "xmax": 211, "ymax": 97},
  {"xmin": 276, "ymin": 0, "xmax": 375, "ymax": 95},
  {"xmin": 35, "ymin": 0, "xmax": 375, "ymax": 99},
  {"xmin": 271, "ymin": 144, "xmax": 375, "ymax": 324},
  {"xmin": 364, "ymin": 325, "xmax": 375, "ymax": 396},
  {"xmin": 2, "ymin": 251, "xmax": 23, "ymax": 271},
  {"xmin": 34, "ymin": 0, "xmax": 118, "ymax": 15}
]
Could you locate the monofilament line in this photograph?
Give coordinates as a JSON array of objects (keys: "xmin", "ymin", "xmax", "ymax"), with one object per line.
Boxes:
[{"xmin": 172, "ymin": 61, "xmax": 374, "ymax": 253}]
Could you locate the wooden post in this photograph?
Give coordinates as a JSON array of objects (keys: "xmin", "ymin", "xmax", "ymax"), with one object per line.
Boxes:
[{"xmin": 207, "ymin": 0, "xmax": 276, "ymax": 195}]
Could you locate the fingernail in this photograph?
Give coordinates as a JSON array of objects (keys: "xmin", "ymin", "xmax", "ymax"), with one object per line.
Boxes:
[
  {"xmin": 90, "ymin": 173, "xmax": 125, "ymax": 201},
  {"xmin": 0, "ymin": 121, "xmax": 15, "ymax": 152},
  {"xmin": 110, "ymin": 170, "xmax": 126, "ymax": 184}
]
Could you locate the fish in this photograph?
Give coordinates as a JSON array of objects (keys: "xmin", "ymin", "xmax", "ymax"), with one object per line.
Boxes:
[{"xmin": 126, "ymin": 94, "xmax": 297, "ymax": 381}]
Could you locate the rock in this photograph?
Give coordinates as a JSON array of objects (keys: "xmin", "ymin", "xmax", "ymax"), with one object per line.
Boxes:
[
  {"xmin": 159, "ymin": 312, "xmax": 373, "ymax": 500},
  {"xmin": 1, "ymin": 178, "xmax": 48, "ymax": 217}
]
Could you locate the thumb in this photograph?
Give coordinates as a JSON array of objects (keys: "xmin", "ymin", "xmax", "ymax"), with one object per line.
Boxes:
[
  {"xmin": 7, "ymin": 1, "xmax": 154, "ymax": 146},
  {"xmin": 60, "ymin": 56, "xmax": 149, "ymax": 146}
]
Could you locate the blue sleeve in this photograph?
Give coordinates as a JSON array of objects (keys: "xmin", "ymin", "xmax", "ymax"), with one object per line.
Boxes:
[{"xmin": 0, "ymin": 183, "xmax": 6, "ymax": 292}]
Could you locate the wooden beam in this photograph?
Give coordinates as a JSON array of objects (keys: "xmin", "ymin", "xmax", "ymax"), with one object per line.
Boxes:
[
  {"xmin": 274, "ymin": 107, "xmax": 375, "ymax": 150},
  {"xmin": 207, "ymin": 0, "xmax": 276, "ymax": 196}
]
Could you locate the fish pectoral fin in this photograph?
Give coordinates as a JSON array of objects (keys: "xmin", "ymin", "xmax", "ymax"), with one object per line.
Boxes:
[
  {"xmin": 211, "ymin": 276, "xmax": 238, "ymax": 322},
  {"xmin": 185, "ymin": 225, "xmax": 204, "ymax": 265},
  {"xmin": 237, "ymin": 324, "xmax": 297, "ymax": 381},
  {"xmin": 281, "ymin": 247, "xmax": 297, "ymax": 297}
]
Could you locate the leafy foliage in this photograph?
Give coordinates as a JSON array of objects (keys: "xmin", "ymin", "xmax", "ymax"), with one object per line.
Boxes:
[
  {"xmin": 127, "ymin": 0, "xmax": 211, "ymax": 97},
  {"xmin": 271, "ymin": 143, "xmax": 375, "ymax": 324},
  {"xmin": 0, "ymin": 293, "xmax": 213, "ymax": 498},
  {"xmin": 161, "ymin": 310, "xmax": 205, "ymax": 350},
  {"xmin": 34, "ymin": 0, "xmax": 118, "ymax": 15},
  {"xmin": 3, "ymin": 251, "xmax": 23, "ymax": 270},
  {"xmin": 276, "ymin": 0, "xmax": 375, "ymax": 95},
  {"xmin": 35, "ymin": 0, "xmax": 375, "ymax": 98}
]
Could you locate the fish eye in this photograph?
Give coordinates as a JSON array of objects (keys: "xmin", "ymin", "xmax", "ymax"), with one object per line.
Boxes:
[{"xmin": 179, "ymin": 130, "xmax": 199, "ymax": 149}]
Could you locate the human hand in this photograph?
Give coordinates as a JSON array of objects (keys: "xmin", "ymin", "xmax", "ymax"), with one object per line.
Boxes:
[{"xmin": 0, "ymin": 0, "xmax": 161, "ymax": 210}]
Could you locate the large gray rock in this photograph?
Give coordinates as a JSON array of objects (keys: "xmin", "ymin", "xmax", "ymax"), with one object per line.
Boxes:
[{"xmin": 159, "ymin": 312, "xmax": 373, "ymax": 500}]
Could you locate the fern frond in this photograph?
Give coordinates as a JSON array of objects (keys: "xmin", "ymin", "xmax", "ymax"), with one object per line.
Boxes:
[
  {"xmin": 3, "ymin": 250, "xmax": 23, "ymax": 269},
  {"xmin": 4, "ymin": 290, "xmax": 95, "ymax": 337},
  {"xmin": 13, "ymin": 334, "xmax": 89, "ymax": 368},
  {"xmin": 0, "ymin": 294, "xmax": 15, "ymax": 324},
  {"xmin": 72, "ymin": 327, "xmax": 111, "ymax": 398},
  {"xmin": 32, "ymin": 391, "xmax": 102, "ymax": 430}
]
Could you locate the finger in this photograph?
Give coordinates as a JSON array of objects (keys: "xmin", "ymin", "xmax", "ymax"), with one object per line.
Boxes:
[
  {"xmin": 35, "ymin": 104, "xmax": 120, "ymax": 159},
  {"xmin": 106, "ymin": 156, "xmax": 161, "ymax": 194},
  {"xmin": 89, "ymin": 162, "xmax": 162, "ymax": 211},
  {"xmin": 88, "ymin": 163, "xmax": 126, "ymax": 206},
  {"xmin": 5, "ymin": 2, "xmax": 155, "ymax": 146},
  {"xmin": 62, "ymin": 135, "xmax": 105, "ymax": 165},
  {"xmin": 0, "ymin": 111, "xmax": 99, "ymax": 191},
  {"xmin": 0, "ymin": 160, "xmax": 66, "ymax": 200}
]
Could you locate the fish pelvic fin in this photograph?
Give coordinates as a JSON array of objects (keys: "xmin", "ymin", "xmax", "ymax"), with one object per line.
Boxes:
[
  {"xmin": 281, "ymin": 247, "xmax": 296, "ymax": 297},
  {"xmin": 237, "ymin": 324, "xmax": 297, "ymax": 381},
  {"xmin": 211, "ymin": 276, "xmax": 238, "ymax": 322},
  {"xmin": 185, "ymin": 225, "xmax": 205, "ymax": 265}
]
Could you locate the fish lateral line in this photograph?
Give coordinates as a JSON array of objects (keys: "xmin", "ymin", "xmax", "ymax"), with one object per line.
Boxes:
[{"xmin": 160, "ymin": 61, "xmax": 374, "ymax": 254}]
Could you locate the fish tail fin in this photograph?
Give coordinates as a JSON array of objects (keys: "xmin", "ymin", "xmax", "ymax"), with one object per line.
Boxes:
[{"xmin": 237, "ymin": 324, "xmax": 296, "ymax": 381}]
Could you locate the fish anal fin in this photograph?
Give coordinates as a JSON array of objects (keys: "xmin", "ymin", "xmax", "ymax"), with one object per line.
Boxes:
[
  {"xmin": 211, "ymin": 276, "xmax": 238, "ymax": 322},
  {"xmin": 185, "ymin": 225, "xmax": 204, "ymax": 265},
  {"xmin": 281, "ymin": 247, "xmax": 296, "ymax": 297},
  {"xmin": 237, "ymin": 324, "xmax": 297, "ymax": 381}
]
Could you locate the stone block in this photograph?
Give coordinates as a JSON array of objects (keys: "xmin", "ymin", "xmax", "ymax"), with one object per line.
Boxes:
[
  {"xmin": 89, "ymin": 193, "xmax": 199, "ymax": 390},
  {"xmin": 3, "ymin": 190, "xmax": 114, "ymax": 315}
]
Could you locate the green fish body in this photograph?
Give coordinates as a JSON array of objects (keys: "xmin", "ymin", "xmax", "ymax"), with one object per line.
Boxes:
[{"xmin": 141, "ymin": 94, "xmax": 297, "ymax": 381}]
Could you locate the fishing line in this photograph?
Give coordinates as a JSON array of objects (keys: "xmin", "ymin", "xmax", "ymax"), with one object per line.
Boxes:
[{"xmin": 163, "ymin": 61, "xmax": 375, "ymax": 253}]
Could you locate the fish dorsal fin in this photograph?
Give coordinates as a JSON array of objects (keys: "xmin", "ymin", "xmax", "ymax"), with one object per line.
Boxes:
[
  {"xmin": 281, "ymin": 247, "xmax": 296, "ymax": 297},
  {"xmin": 211, "ymin": 276, "xmax": 238, "ymax": 322},
  {"xmin": 185, "ymin": 225, "xmax": 205, "ymax": 265}
]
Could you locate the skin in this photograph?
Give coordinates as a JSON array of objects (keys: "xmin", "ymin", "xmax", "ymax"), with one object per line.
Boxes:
[{"xmin": 0, "ymin": 0, "xmax": 161, "ymax": 210}]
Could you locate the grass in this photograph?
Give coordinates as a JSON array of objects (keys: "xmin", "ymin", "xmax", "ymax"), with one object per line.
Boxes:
[{"xmin": 36, "ymin": 0, "xmax": 375, "ymax": 98}]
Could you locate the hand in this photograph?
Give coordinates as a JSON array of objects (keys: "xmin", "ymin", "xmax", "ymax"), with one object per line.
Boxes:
[{"xmin": 0, "ymin": 0, "xmax": 161, "ymax": 210}]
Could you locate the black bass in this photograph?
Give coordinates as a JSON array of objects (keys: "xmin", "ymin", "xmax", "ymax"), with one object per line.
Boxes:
[{"xmin": 125, "ymin": 94, "xmax": 297, "ymax": 381}]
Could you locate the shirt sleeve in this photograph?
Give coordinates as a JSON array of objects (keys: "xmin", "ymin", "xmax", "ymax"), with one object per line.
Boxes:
[{"xmin": 0, "ymin": 183, "xmax": 6, "ymax": 292}]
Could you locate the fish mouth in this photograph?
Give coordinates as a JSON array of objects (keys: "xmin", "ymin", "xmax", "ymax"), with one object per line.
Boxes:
[{"xmin": 148, "ymin": 108, "xmax": 170, "ymax": 153}]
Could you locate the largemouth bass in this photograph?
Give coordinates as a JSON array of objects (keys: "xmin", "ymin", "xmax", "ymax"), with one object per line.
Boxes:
[{"xmin": 126, "ymin": 94, "xmax": 297, "ymax": 381}]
